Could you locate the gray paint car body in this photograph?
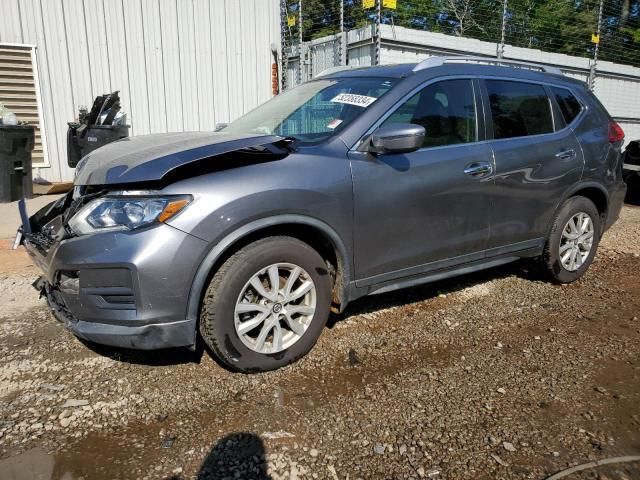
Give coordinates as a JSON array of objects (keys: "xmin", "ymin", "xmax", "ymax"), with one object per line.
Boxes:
[
  {"xmin": 23, "ymin": 62, "xmax": 626, "ymax": 351},
  {"xmin": 74, "ymin": 131, "xmax": 285, "ymax": 185}
]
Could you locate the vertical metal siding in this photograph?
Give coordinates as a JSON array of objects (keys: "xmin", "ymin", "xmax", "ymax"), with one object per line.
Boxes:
[
  {"xmin": 40, "ymin": 0, "xmax": 77, "ymax": 181},
  {"xmin": 226, "ymin": 0, "xmax": 245, "ymax": 119},
  {"xmin": 210, "ymin": 0, "xmax": 231, "ymax": 125},
  {"xmin": 122, "ymin": 0, "xmax": 150, "ymax": 135},
  {"xmin": 102, "ymin": 0, "xmax": 132, "ymax": 128},
  {"xmin": 19, "ymin": 0, "xmax": 57, "ymax": 172},
  {"xmin": 0, "ymin": 1, "xmax": 23, "ymax": 43},
  {"xmin": 141, "ymin": 0, "xmax": 168, "ymax": 134},
  {"xmin": 0, "ymin": 0, "xmax": 280, "ymax": 182},
  {"xmin": 83, "ymin": 0, "xmax": 113, "ymax": 95},
  {"xmin": 159, "ymin": 0, "xmax": 183, "ymax": 132},
  {"xmin": 176, "ymin": 0, "xmax": 197, "ymax": 132}
]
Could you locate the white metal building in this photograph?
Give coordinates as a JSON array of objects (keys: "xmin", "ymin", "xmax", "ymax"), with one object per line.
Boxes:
[{"xmin": 0, "ymin": 0, "xmax": 280, "ymax": 182}]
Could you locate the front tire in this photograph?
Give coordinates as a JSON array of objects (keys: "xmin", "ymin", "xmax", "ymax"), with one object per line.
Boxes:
[
  {"xmin": 541, "ymin": 196, "xmax": 601, "ymax": 283},
  {"xmin": 199, "ymin": 236, "xmax": 331, "ymax": 372}
]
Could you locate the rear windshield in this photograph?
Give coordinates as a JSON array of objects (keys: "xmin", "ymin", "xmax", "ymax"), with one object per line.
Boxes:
[{"xmin": 222, "ymin": 77, "xmax": 398, "ymax": 143}]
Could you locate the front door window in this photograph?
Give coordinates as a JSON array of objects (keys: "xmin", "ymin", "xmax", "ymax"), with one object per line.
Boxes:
[{"xmin": 382, "ymin": 79, "xmax": 477, "ymax": 148}]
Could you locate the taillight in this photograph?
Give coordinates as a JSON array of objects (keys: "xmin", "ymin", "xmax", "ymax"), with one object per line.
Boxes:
[{"xmin": 608, "ymin": 121, "xmax": 625, "ymax": 143}]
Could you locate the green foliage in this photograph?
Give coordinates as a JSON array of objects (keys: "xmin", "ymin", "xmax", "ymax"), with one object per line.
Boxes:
[{"xmin": 284, "ymin": 0, "xmax": 640, "ymax": 66}]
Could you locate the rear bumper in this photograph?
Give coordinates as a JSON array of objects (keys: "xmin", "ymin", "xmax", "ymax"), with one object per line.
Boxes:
[
  {"xmin": 24, "ymin": 223, "xmax": 209, "ymax": 350},
  {"xmin": 605, "ymin": 181, "xmax": 627, "ymax": 231}
]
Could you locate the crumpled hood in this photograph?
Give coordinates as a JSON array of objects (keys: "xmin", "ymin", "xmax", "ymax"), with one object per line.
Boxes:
[{"xmin": 74, "ymin": 131, "xmax": 284, "ymax": 185}]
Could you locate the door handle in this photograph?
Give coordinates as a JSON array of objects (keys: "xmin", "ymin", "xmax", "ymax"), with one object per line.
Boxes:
[
  {"xmin": 464, "ymin": 162, "xmax": 493, "ymax": 177},
  {"xmin": 555, "ymin": 149, "xmax": 576, "ymax": 160}
]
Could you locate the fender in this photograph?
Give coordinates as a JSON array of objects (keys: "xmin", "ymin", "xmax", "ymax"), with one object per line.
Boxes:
[
  {"xmin": 545, "ymin": 180, "xmax": 610, "ymax": 238},
  {"xmin": 185, "ymin": 214, "xmax": 352, "ymax": 339}
]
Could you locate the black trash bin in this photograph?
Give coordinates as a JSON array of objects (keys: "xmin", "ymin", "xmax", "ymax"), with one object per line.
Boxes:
[
  {"xmin": 67, "ymin": 123, "xmax": 130, "ymax": 168},
  {"xmin": 0, "ymin": 125, "xmax": 35, "ymax": 203},
  {"xmin": 67, "ymin": 91, "xmax": 130, "ymax": 168},
  {"xmin": 624, "ymin": 140, "xmax": 640, "ymax": 166}
]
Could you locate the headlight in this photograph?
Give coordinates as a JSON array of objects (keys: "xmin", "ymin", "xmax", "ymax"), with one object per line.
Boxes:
[{"xmin": 68, "ymin": 194, "xmax": 192, "ymax": 235}]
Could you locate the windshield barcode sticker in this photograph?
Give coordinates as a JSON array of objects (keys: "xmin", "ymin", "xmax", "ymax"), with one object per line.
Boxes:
[{"xmin": 330, "ymin": 93, "xmax": 377, "ymax": 108}]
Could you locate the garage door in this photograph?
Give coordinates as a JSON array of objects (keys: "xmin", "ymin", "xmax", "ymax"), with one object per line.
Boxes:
[{"xmin": 0, "ymin": 45, "xmax": 46, "ymax": 165}]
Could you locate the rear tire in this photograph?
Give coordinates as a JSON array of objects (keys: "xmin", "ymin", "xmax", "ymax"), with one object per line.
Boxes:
[
  {"xmin": 199, "ymin": 236, "xmax": 331, "ymax": 373},
  {"xmin": 541, "ymin": 196, "xmax": 601, "ymax": 283}
]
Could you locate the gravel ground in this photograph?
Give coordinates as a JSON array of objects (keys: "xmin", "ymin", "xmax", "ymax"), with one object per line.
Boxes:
[{"xmin": 0, "ymin": 205, "xmax": 639, "ymax": 480}]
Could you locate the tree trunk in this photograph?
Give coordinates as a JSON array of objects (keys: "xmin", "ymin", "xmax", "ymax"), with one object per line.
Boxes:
[{"xmin": 621, "ymin": 0, "xmax": 630, "ymax": 26}]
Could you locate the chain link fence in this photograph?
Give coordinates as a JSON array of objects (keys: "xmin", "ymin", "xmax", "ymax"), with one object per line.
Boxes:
[{"xmin": 280, "ymin": 0, "xmax": 640, "ymax": 87}]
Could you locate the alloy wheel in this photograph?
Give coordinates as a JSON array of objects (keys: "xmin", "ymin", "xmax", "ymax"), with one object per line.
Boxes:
[
  {"xmin": 559, "ymin": 212, "xmax": 594, "ymax": 272},
  {"xmin": 234, "ymin": 263, "xmax": 317, "ymax": 354}
]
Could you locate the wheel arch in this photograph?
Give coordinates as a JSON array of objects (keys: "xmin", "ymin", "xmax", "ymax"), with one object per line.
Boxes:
[
  {"xmin": 570, "ymin": 184, "xmax": 608, "ymax": 217},
  {"xmin": 186, "ymin": 215, "xmax": 352, "ymax": 338},
  {"xmin": 547, "ymin": 182, "xmax": 609, "ymax": 239}
]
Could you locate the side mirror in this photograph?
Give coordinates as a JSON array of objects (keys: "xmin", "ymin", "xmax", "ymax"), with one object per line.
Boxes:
[{"xmin": 370, "ymin": 123, "xmax": 425, "ymax": 154}]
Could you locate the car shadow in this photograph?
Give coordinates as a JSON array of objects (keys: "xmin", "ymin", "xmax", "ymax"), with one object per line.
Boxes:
[
  {"xmin": 78, "ymin": 337, "xmax": 205, "ymax": 366},
  {"xmin": 330, "ymin": 258, "xmax": 541, "ymax": 326},
  {"xmin": 180, "ymin": 432, "xmax": 270, "ymax": 480}
]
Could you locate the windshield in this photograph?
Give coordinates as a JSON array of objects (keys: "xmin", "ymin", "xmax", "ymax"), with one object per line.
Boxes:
[{"xmin": 222, "ymin": 77, "xmax": 398, "ymax": 143}]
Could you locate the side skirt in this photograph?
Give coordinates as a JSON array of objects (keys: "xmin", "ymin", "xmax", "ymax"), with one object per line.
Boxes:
[{"xmin": 345, "ymin": 240, "xmax": 543, "ymax": 306}]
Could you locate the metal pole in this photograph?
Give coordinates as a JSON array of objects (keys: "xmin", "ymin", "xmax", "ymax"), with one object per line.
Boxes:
[
  {"xmin": 280, "ymin": 0, "xmax": 288, "ymax": 91},
  {"xmin": 298, "ymin": 0, "xmax": 303, "ymax": 45},
  {"xmin": 298, "ymin": 0, "xmax": 303, "ymax": 84},
  {"xmin": 340, "ymin": 0, "xmax": 346, "ymax": 66},
  {"xmin": 375, "ymin": 0, "xmax": 381, "ymax": 65},
  {"xmin": 497, "ymin": 0, "xmax": 508, "ymax": 58},
  {"xmin": 589, "ymin": 0, "xmax": 604, "ymax": 91}
]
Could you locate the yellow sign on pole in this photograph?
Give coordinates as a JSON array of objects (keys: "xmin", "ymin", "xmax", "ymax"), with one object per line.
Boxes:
[
  {"xmin": 363, "ymin": 0, "xmax": 397, "ymax": 10},
  {"xmin": 591, "ymin": 33, "xmax": 600, "ymax": 44},
  {"xmin": 287, "ymin": 15, "xmax": 296, "ymax": 27}
]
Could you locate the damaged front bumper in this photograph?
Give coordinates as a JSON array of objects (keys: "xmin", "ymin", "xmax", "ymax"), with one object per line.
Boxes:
[{"xmin": 19, "ymin": 194, "xmax": 208, "ymax": 350}]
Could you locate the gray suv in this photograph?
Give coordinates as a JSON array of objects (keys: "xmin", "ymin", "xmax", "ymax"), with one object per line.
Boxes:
[{"xmin": 20, "ymin": 56, "xmax": 626, "ymax": 372}]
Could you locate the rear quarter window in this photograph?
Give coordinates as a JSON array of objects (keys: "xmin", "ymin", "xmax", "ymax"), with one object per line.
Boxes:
[
  {"xmin": 485, "ymin": 80, "xmax": 554, "ymax": 139},
  {"xmin": 551, "ymin": 87, "xmax": 583, "ymax": 124}
]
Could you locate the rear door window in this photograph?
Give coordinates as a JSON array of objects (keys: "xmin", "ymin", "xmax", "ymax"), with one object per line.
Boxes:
[
  {"xmin": 485, "ymin": 80, "xmax": 554, "ymax": 139},
  {"xmin": 550, "ymin": 87, "xmax": 583, "ymax": 125},
  {"xmin": 382, "ymin": 79, "xmax": 477, "ymax": 148}
]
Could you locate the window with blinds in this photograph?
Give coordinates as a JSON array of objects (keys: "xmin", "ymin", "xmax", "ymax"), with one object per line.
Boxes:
[{"xmin": 0, "ymin": 46, "xmax": 45, "ymax": 165}]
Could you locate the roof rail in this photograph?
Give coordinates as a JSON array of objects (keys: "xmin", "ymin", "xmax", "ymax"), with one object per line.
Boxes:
[
  {"xmin": 315, "ymin": 65, "xmax": 355, "ymax": 78},
  {"xmin": 412, "ymin": 56, "xmax": 563, "ymax": 75}
]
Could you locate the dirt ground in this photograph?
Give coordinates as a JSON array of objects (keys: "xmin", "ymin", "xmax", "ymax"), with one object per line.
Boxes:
[{"xmin": 0, "ymin": 203, "xmax": 639, "ymax": 480}]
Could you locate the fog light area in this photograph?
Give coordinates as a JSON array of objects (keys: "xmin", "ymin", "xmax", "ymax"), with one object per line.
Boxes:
[{"xmin": 57, "ymin": 271, "xmax": 79, "ymax": 294}]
